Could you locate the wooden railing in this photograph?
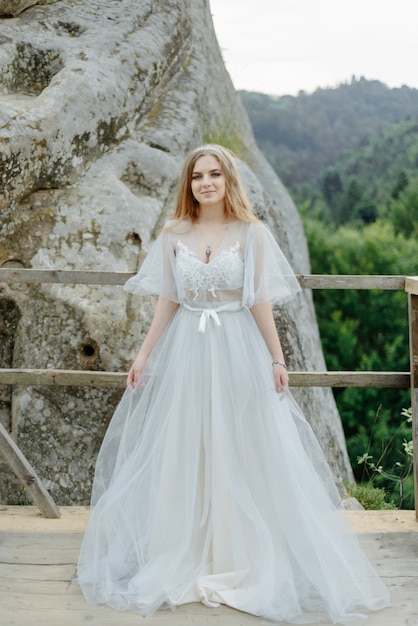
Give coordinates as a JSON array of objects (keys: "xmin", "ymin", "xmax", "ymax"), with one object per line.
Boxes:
[{"xmin": 0, "ymin": 269, "xmax": 417, "ymax": 519}]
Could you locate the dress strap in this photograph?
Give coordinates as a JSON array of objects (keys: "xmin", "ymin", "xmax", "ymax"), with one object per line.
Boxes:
[{"xmin": 182, "ymin": 302, "xmax": 243, "ymax": 333}]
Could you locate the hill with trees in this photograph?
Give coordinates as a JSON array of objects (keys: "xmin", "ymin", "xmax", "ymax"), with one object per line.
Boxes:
[
  {"xmin": 298, "ymin": 118, "xmax": 418, "ymax": 232},
  {"xmin": 240, "ymin": 77, "xmax": 418, "ymax": 188}
]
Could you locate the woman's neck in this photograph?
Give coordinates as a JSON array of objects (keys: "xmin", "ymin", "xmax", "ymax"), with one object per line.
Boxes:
[{"xmin": 196, "ymin": 205, "xmax": 228, "ymax": 224}]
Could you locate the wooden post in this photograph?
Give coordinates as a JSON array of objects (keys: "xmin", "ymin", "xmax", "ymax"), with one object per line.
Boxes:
[
  {"xmin": 406, "ymin": 277, "xmax": 418, "ymax": 520},
  {"xmin": 0, "ymin": 423, "xmax": 60, "ymax": 519}
]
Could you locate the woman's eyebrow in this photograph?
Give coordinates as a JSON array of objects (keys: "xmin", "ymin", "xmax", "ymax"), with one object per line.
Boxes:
[{"xmin": 192, "ymin": 168, "xmax": 222, "ymax": 174}]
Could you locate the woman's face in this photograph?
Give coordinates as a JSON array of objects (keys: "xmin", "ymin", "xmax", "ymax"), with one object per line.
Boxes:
[{"xmin": 190, "ymin": 154, "xmax": 226, "ymax": 210}]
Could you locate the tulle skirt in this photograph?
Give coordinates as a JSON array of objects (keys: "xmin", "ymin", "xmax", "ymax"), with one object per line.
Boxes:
[{"xmin": 77, "ymin": 304, "xmax": 390, "ymax": 624}]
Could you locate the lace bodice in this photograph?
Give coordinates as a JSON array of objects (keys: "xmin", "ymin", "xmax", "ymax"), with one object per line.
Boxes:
[
  {"xmin": 176, "ymin": 240, "xmax": 243, "ymax": 302},
  {"xmin": 124, "ymin": 218, "xmax": 301, "ymax": 308}
]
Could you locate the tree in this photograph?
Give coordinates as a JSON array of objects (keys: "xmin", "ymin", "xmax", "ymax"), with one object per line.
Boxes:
[
  {"xmin": 391, "ymin": 170, "xmax": 409, "ymax": 199},
  {"xmin": 321, "ymin": 169, "xmax": 343, "ymax": 206},
  {"xmin": 322, "ymin": 175, "xmax": 377, "ymax": 226},
  {"xmin": 388, "ymin": 178, "xmax": 418, "ymax": 238},
  {"xmin": 338, "ymin": 178, "xmax": 363, "ymax": 224},
  {"xmin": 355, "ymin": 198, "xmax": 377, "ymax": 224}
]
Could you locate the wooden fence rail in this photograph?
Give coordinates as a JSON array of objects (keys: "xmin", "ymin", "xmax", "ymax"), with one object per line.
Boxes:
[
  {"xmin": 0, "ymin": 368, "xmax": 411, "ymax": 389},
  {"xmin": 0, "ymin": 268, "xmax": 408, "ymax": 289},
  {"xmin": 0, "ymin": 270, "xmax": 417, "ymax": 520}
]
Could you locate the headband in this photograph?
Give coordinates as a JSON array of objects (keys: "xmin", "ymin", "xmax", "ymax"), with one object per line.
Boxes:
[{"xmin": 191, "ymin": 144, "xmax": 223, "ymax": 156}]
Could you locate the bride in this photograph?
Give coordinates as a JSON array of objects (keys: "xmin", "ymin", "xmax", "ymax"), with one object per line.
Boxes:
[{"xmin": 77, "ymin": 144, "xmax": 390, "ymax": 624}]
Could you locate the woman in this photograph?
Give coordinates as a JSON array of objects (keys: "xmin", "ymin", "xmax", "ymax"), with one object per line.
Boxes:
[{"xmin": 77, "ymin": 144, "xmax": 389, "ymax": 624}]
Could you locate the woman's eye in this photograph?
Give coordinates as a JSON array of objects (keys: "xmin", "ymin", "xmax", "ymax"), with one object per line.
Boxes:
[
  {"xmin": 192, "ymin": 175, "xmax": 201, "ymax": 180},
  {"xmin": 211, "ymin": 172, "xmax": 221, "ymax": 177}
]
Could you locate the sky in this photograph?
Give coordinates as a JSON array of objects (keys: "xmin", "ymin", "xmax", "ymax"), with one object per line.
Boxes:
[{"xmin": 209, "ymin": 0, "xmax": 418, "ymax": 97}]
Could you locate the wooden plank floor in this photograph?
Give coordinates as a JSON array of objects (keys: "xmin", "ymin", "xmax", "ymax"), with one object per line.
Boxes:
[{"xmin": 0, "ymin": 506, "xmax": 417, "ymax": 626}]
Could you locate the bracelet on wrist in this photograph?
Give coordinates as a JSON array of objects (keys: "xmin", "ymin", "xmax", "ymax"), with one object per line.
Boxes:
[{"xmin": 272, "ymin": 359, "xmax": 287, "ymax": 369}]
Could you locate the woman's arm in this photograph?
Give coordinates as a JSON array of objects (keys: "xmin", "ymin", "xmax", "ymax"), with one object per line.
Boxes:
[
  {"xmin": 250, "ymin": 300, "xmax": 288, "ymax": 392},
  {"xmin": 127, "ymin": 297, "xmax": 179, "ymax": 389}
]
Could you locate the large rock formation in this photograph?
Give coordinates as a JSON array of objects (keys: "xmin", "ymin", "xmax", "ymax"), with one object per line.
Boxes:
[
  {"xmin": 0, "ymin": 0, "xmax": 55, "ymax": 16},
  {"xmin": 0, "ymin": 0, "xmax": 353, "ymax": 505}
]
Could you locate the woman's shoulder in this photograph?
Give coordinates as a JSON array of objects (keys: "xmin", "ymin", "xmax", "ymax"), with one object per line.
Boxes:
[
  {"xmin": 239, "ymin": 218, "xmax": 267, "ymax": 240},
  {"xmin": 231, "ymin": 217, "xmax": 262, "ymax": 232},
  {"xmin": 163, "ymin": 217, "xmax": 193, "ymax": 236}
]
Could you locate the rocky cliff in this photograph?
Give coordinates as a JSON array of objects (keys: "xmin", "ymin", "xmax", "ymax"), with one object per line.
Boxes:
[{"xmin": 0, "ymin": 0, "xmax": 354, "ymax": 504}]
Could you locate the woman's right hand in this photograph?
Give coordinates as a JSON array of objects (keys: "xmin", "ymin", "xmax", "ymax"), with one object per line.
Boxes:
[
  {"xmin": 127, "ymin": 353, "xmax": 148, "ymax": 391},
  {"xmin": 126, "ymin": 297, "xmax": 178, "ymax": 391}
]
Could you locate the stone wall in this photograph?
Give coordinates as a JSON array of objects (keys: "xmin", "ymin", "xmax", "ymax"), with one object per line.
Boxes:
[{"xmin": 0, "ymin": 0, "xmax": 353, "ymax": 504}]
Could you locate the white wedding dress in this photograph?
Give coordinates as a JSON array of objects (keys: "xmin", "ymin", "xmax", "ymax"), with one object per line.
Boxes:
[{"xmin": 77, "ymin": 219, "xmax": 389, "ymax": 624}]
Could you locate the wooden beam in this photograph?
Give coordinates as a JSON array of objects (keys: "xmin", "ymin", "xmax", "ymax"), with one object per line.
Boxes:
[
  {"xmin": 297, "ymin": 274, "xmax": 406, "ymax": 290},
  {"xmin": 0, "ymin": 269, "xmax": 407, "ymax": 291},
  {"xmin": 0, "ymin": 369, "xmax": 127, "ymax": 388},
  {"xmin": 0, "ymin": 368, "xmax": 410, "ymax": 389},
  {"xmin": 0, "ymin": 423, "xmax": 60, "ymax": 519},
  {"xmin": 0, "ymin": 268, "xmax": 134, "ymax": 286},
  {"xmin": 289, "ymin": 372, "xmax": 410, "ymax": 388}
]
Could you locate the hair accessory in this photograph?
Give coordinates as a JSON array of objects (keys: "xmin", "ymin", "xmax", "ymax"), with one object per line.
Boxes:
[{"xmin": 192, "ymin": 144, "xmax": 223, "ymax": 156}]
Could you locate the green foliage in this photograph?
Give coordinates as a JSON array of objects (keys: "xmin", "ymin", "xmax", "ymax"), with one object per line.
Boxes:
[
  {"xmin": 391, "ymin": 170, "xmax": 409, "ymax": 200},
  {"xmin": 295, "ymin": 118, "xmax": 418, "ymax": 228},
  {"xmin": 356, "ymin": 407, "xmax": 414, "ymax": 509},
  {"xmin": 321, "ymin": 176, "xmax": 378, "ymax": 226},
  {"xmin": 304, "ymin": 218, "xmax": 418, "ymax": 508},
  {"xmin": 202, "ymin": 115, "xmax": 249, "ymax": 162},
  {"xmin": 18, "ymin": 485, "xmax": 31, "ymax": 506},
  {"xmin": 321, "ymin": 170, "xmax": 343, "ymax": 207},
  {"xmin": 346, "ymin": 482, "xmax": 396, "ymax": 510},
  {"xmin": 388, "ymin": 177, "xmax": 418, "ymax": 239},
  {"xmin": 299, "ymin": 120, "xmax": 418, "ymax": 231},
  {"xmin": 327, "ymin": 120, "xmax": 418, "ymax": 210}
]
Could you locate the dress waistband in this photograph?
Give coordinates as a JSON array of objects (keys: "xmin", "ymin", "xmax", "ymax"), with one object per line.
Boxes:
[{"xmin": 182, "ymin": 301, "xmax": 243, "ymax": 333}]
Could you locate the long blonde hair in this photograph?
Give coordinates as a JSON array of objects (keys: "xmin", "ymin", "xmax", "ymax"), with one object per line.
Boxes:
[{"xmin": 172, "ymin": 144, "xmax": 258, "ymax": 223}]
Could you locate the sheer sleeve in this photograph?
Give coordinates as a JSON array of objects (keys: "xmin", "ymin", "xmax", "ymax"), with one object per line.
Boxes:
[
  {"xmin": 123, "ymin": 224, "xmax": 179, "ymax": 303},
  {"xmin": 242, "ymin": 221, "xmax": 301, "ymax": 307}
]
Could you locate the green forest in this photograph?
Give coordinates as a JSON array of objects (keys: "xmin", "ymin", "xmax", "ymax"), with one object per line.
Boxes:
[{"xmin": 241, "ymin": 77, "xmax": 418, "ymax": 509}]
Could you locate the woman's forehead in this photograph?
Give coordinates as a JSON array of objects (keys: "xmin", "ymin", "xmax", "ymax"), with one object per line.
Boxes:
[{"xmin": 192, "ymin": 154, "xmax": 221, "ymax": 171}]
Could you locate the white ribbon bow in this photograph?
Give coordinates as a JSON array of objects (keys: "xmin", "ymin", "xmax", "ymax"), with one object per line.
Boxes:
[
  {"xmin": 183, "ymin": 302, "xmax": 243, "ymax": 333},
  {"xmin": 198, "ymin": 309, "xmax": 221, "ymax": 333}
]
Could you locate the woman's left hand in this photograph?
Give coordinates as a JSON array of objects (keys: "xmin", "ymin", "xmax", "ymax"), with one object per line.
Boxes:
[{"xmin": 273, "ymin": 363, "xmax": 289, "ymax": 393}]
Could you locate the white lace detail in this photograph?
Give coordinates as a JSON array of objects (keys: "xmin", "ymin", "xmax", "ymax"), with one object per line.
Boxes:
[{"xmin": 176, "ymin": 241, "xmax": 243, "ymax": 300}]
